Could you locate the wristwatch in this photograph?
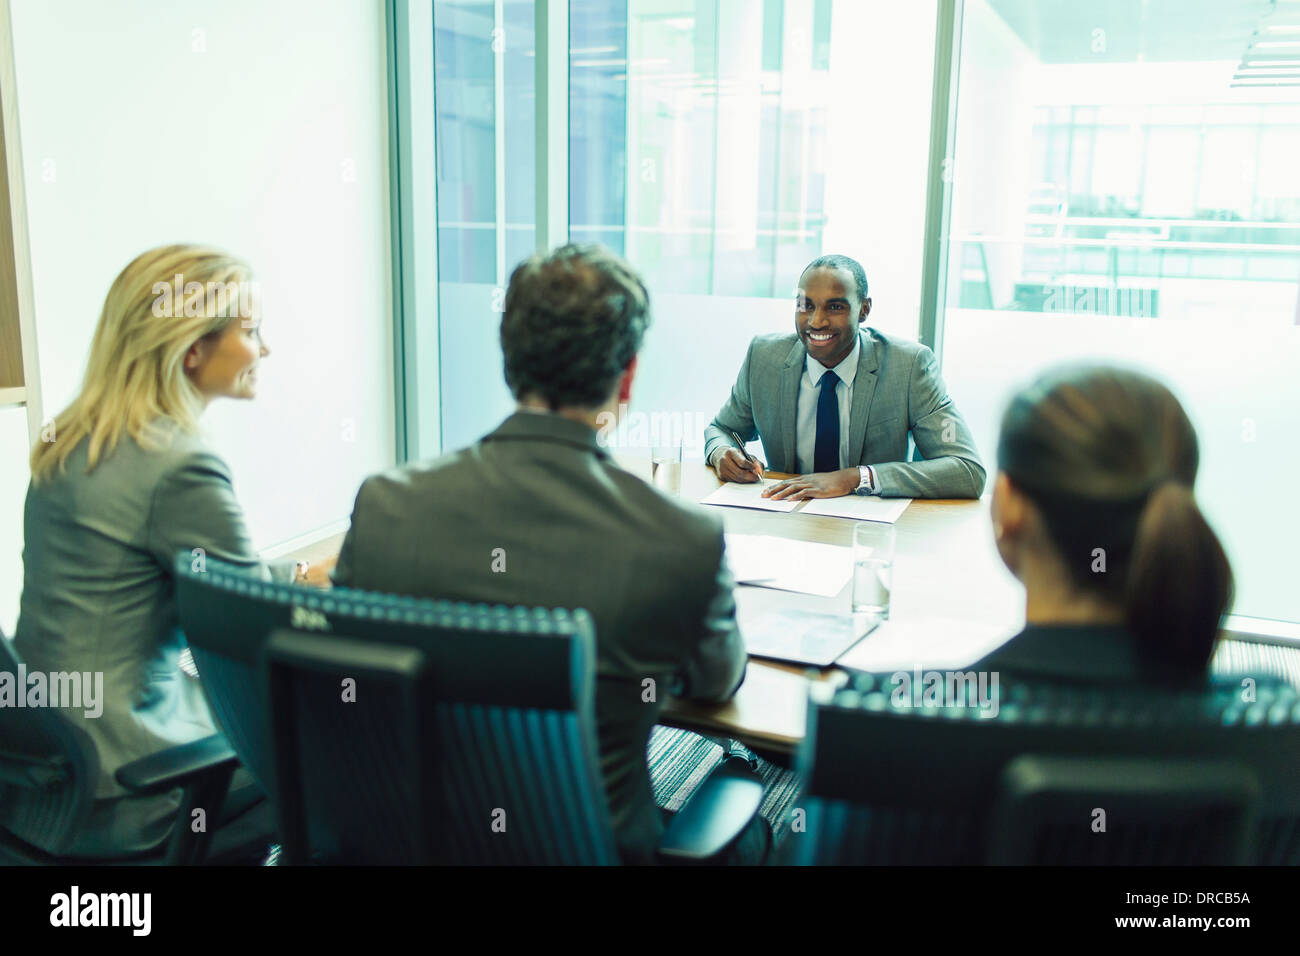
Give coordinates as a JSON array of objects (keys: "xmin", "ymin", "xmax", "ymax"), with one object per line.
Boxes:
[{"xmin": 856, "ymin": 465, "xmax": 876, "ymax": 495}]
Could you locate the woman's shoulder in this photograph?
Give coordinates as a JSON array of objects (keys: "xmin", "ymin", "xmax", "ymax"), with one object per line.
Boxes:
[
  {"xmin": 53, "ymin": 421, "xmax": 233, "ymax": 493},
  {"xmin": 121, "ymin": 421, "xmax": 229, "ymax": 474}
]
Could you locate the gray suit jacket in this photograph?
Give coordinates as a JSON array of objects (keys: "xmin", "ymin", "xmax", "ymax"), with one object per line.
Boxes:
[
  {"xmin": 704, "ymin": 328, "xmax": 986, "ymax": 498},
  {"xmin": 8, "ymin": 424, "xmax": 274, "ymax": 857},
  {"xmin": 331, "ymin": 411, "xmax": 747, "ymax": 864}
]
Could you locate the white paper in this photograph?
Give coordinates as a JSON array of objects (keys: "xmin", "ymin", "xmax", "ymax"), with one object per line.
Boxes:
[
  {"xmin": 835, "ymin": 617, "xmax": 1017, "ymax": 673},
  {"xmin": 700, "ymin": 479, "xmax": 801, "ymax": 513},
  {"xmin": 798, "ymin": 495, "xmax": 912, "ymax": 524},
  {"xmin": 723, "ymin": 533, "xmax": 852, "ymax": 597}
]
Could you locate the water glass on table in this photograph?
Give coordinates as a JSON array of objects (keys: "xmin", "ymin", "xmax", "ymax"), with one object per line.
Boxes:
[
  {"xmin": 651, "ymin": 442, "xmax": 683, "ymax": 497},
  {"xmin": 852, "ymin": 521, "xmax": 895, "ymax": 620}
]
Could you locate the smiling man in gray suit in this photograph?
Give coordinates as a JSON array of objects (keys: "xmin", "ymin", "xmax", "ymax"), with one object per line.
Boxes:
[{"xmin": 704, "ymin": 254, "xmax": 985, "ymax": 500}]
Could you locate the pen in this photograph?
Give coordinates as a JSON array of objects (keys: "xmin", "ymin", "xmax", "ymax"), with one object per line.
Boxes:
[{"xmin": 722, "ymin": 426, "xmax": 762, "ymax": 475}]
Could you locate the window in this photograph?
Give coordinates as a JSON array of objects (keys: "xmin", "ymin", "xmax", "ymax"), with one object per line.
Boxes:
[{"xmin": 939, "ymin": 0, "xmax": 1300, "ymax": 626}]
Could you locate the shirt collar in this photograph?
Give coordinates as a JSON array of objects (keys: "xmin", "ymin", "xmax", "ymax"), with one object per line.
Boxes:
[{"xmin": 804, "ymin": 332, "xmax": 860, "ymax": 388}]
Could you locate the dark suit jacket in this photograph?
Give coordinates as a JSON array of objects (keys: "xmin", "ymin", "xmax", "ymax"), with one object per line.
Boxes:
[
  {"xmin": 973, "ymin": 623, "xmax": 1149, "ymax": 684},
  {"xmin": 975, "ymin": 620, "xmax": 1243, "ymax": 694},
  {"xmin": 331, "ymin": 411, "xmax": 747, "ymax": 863},
  {"xmin": 704, "ymin": 328, "xmax": 985, "ymax": 498}
]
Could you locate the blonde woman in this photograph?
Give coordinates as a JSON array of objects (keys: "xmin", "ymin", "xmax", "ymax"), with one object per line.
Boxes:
[{"xmin": 6, "ymin": 244, "xmax": 322, "ymax": 858}]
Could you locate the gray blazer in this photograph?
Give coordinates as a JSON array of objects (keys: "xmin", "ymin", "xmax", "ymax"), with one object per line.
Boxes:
[
  {"xmin": 332, "ymin": 411, "xmax": 747, "ymax": 864},
  {"xmin": 8, "ymin": 424, "xmax": 273, "ymax": 857},
  {"xmin": 704, "ymin": 328, "xmax": 986, "ymax": 498}
]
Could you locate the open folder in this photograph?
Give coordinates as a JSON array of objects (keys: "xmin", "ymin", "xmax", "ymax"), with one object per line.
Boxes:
[{"xmin": 738, "ymin": 607, "xmax": 879, "ymax": 668}]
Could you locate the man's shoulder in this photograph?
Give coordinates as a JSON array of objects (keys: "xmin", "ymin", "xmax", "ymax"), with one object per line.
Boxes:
[
  {"xmin": 863, "ymin": 327, "xmax": 929, "ymax": 359},
  {"xmin": 599, "ymin": 462, "xmax": 725, "ymax": 541},
  {"xmin": 356, "ymin": 448, "xmax": 476, "ymax": 502},
  {"xmin": 742, "ymin": 332, "xmax": 801, "ymax": 374},
  {"xmin": 749, "ymin": 331, "xmax": 800, "ymax": 355}
]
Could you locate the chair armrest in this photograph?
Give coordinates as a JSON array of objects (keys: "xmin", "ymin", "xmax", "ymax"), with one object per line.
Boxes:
[
  {"xmin": 656, "ymin": 758, "xmax": 764, "ymax": 861},
  {"xmin": 115, "ymin": 734, "xmax": 240, "ymax": 796}
]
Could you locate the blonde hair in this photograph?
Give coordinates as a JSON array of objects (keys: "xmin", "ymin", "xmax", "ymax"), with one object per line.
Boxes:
[{"xmin": 30, "ymin": 244, "xmax": 255, "ymax": 482}]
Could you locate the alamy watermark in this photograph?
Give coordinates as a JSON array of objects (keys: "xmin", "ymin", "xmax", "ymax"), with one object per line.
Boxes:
[
  {"xmin": 0, "ymin": 665, "xmax": 104, "ymax": 718},
  {"xmin": 1041, "ymin": 284, "xmax": 1156, "ymax": 318},
  {"xmin": 151, "ymin": 274, "xmax": 259, "ymax": 323},
  {"xmin": 594, "ymin": 403, "xmax": 712, "ymax": 451},
  {"xmin": 889, "ymin": 668, "xmax": 1000, "ymax": 718}
]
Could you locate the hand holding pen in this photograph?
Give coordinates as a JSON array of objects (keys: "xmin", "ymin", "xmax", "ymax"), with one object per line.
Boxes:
[{"xmin": 712, "ymin": 426, "xmax": 766, "ymax": 484}]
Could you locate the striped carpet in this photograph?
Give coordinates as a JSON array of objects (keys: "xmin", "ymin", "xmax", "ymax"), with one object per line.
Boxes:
[
  {"xmin": 647, "ymin": 725, "xmax": 802, "ymax": 846},
  {"xmin": 1212, "ymin": 638, "xmax": 1300, "ymax": 688},
  {"xmin": 261, "ymin": 725, "xmax": 802, "ymax": 865}
]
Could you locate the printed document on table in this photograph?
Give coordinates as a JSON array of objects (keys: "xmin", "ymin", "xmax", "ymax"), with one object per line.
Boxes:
[
  {"xmin": 836, "ymin": 617, "xmax": 1017, "ymax": 672},
  {"xmin": 723, "ymin": 533, "xmax": 852, "ymax": 598},
  {"xmin": 700, "ymin": 479, "xmax": 801, "ymax": 513},
  {"xmin": 798, "ymin": 495, "xmax": 912, "ymax": 523}
]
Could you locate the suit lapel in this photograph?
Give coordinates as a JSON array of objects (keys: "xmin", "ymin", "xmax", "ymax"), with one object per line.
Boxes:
[
  {"xmin": 847, "ymin": 330, "xmax": 879, "ymax": 466},
  {"xmin": 778, "ymin": 340, "xmax": 803, "ymax": 473}
]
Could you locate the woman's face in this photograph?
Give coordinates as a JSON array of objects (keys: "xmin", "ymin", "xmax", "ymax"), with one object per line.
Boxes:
[{"xmin": 185, "ymin": 316, "xmax": 269, "ymax": 402}]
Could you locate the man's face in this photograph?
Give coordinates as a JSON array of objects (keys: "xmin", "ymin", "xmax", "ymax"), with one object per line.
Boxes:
[{"xmin": 795, "ymin": 267, "xmax": 869, "ymax": 368}]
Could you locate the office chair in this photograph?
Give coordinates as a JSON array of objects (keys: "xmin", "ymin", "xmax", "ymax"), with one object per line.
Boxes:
[
  {"xmin": 0, "ymin": 626, "xmax": 254, "ymax": 865},
  {"xmin": 177, "ymin": 555, "xmax": 765, "ymax": 865},
  {"xmin": 791, "ymin": 670, "xmax": 1300, "ymax": 865}
]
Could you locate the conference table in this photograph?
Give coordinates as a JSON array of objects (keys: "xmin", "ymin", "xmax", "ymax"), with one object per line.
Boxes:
[
  {"xmin": 625, "ymin": 460, "xmax": 1028, "ymax": 758},
  {"xmin": 282, "ymin": 457, "xmax": 1299, "ymax": 759}
]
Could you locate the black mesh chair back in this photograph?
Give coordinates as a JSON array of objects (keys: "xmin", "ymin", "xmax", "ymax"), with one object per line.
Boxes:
[
  {"xmin": 793, "ymin": 670, "xmax": 1300, "ymax": 865},
  {"xmin": 264, "ymin": 610, "xmax": 616, "ymax": 865},
  {"xmin": 0, "ymin": 628, "xmax": 100, "ymax": 861},
  {"xmin": 176, "ymin": 554, "xmax": 617, "ymax": 864}
]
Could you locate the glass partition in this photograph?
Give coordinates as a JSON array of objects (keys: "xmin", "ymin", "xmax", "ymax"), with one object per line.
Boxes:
[{"xmin": 939, "ymin": 0, "xmax": 1300, "ymax": 625}]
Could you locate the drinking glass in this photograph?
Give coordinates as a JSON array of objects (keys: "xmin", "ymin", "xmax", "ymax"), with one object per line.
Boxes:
[
  {"xmin": 852, "ymin": 521, "xmax": 895, "ymax": 618},
  {"xmin": 651, "ymin": 442, "xmax": 683, "ymax": 496}
]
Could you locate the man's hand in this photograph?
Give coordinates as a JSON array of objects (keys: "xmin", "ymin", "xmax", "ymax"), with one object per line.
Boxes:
[
  {"xmin": 713, "ymin": 447, "xmax": 765, "ymax": 483},
  {"xmin": 761, "ymin": 468, "xmax": 858, "ymax": 500}
]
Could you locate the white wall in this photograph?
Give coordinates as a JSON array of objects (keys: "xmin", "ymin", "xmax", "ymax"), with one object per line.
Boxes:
[
  {"xmin": 7, "ymin": 0, "xmax": 394, "ymax": 577},
  {"xmin": 822, "ymin": 0, "xmax": 936, "ymax": 336},
  {"xmin": 0, "ymin": 407, "xmax": 28, "ymax": 634}
]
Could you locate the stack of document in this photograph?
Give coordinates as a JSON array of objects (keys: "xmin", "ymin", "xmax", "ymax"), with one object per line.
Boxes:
[
  {"xmin": 723, "ymin": 533, "xmax": 852, "ymax": 598},
  {"xmin": 700, "ymin": 480, "xmax": 913, "ymax": 524},
  {"xmin": 835, "ymin": 617, "xmax": 1017, "ymax": 673},
  {"xmin": 798, "ymin": 495, "xmax": 912, "ymax": 524},
  {"xmin": 700, "ymin": 479, "xmax": 801, "ymax": 513}
]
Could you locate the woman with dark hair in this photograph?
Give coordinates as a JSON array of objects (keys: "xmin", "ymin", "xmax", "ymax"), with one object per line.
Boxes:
[{"xmin": 977, "ymin": 364, "xmax": 1233, "ymax": 684}]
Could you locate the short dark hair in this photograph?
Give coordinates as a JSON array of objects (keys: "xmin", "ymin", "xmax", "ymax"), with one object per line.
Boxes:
[
  {"xmin": 801, "ymin": 254, "xmax": 869, "ymax": 303},
  {"xmin": 501, "ymin": 243, "xmax": 650, "ymax": 409}
]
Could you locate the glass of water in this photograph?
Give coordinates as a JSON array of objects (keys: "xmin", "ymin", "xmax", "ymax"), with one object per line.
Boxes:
[
  {"xmin": 651, "ymin": 442, "xmax": 683, "ymax": 497},
  {"xmin": 852, "ymin": 521, "xmax": 895, "ymax": 619}
]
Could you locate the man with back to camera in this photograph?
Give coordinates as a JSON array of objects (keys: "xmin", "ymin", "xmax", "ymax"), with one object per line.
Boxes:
[
  {"xmin": 704, "ymin": 254, "xmax": 985, "ymax": 500},
  {"xmin": 332, "ymin": 243, "xmax": 770, "ymax": 865}
]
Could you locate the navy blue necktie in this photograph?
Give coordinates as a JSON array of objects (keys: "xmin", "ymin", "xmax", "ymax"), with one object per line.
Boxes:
[{"xmin": 814, "ymin": 371, "xmax": 840, "ymax": 474}]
